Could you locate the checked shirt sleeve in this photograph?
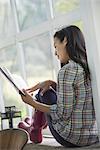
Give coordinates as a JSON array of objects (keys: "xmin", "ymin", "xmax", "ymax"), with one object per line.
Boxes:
[{"xmin": 50, "ymin": 64, "xmax": 77, "ymax": 121}]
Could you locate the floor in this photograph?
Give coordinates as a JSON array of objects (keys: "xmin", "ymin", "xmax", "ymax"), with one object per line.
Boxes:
[
  {"xmin": 23, "ymin": 137, "xmax": 100, "ymax": 150},
  {"xmin": 1, "ymin": 124, "xmax": 100, "ymax": 150},
  {"xmin": 23, "ymin": 126, "xmax": 100, "ymax": 150}
]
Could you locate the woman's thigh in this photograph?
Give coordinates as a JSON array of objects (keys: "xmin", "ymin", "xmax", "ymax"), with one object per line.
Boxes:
[
  {"xmin": 47, "ymin": 116, "xmax": 78, "ymax": 148},
  {"xmin": 35, "ymin": 89, "xmax": 78, "ymax": 147}
]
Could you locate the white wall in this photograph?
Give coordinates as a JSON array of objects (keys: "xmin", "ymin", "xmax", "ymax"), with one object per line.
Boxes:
[{"xmin": 81, "ymin": 0, "xmax": 100, "ymax": 137}]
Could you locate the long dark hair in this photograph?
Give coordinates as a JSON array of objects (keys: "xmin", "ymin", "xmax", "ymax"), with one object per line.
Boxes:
[{"xmin": 54, "ymin": 25, "xmax": 90, "ymax": 78}]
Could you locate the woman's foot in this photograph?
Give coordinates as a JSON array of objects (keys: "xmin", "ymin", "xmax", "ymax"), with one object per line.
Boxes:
[
  {"xmin": 30, "ymin": 128, "xmax": 42, "ymax": 144},
  {"xmin": 18, "ymin": 121, "xmax": 34, "ymax": 133}
]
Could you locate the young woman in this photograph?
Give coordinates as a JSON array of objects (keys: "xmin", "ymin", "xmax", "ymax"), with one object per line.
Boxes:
[{"xmin": 20, "ymin": 25, "xmax": 99, "ymax": 147}]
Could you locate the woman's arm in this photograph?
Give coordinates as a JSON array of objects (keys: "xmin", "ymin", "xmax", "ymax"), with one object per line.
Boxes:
[
  {"xmin": 30, "ymin": 100, "xmax": 50, "ymax": 113},
  {"xmin": 26, "ymin": 80, "xmax": 57, "ymax": 95},
  {"xmin": 50, "ymin": 65, "xmax": 77, "ymax": 120},
  {"xmin": 21, "ymin": 89, "xmax": 51, "ymax": 113}
]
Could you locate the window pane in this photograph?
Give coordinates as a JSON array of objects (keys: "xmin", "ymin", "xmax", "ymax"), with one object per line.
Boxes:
[
  {"xmin": 15, "ymin": 0, "xmax": 50, "ymax": 30},
  {"xmin": 0, "ymin": 46, "xmax": 27, "ymax": 118},
  {"xmin": 22, "ymin": 32, "xmax": 55, "ymax": 85},
  {"xmin": 53, "ymin": 0, "xmax": 80, "ymax": 17},
  {"xmin": 0, "ymin": 0, "xmax": 15, "ymax": 40},
  {"xmin": 73, "ymin": 20, "xmax": 83, "ymax": 31}
]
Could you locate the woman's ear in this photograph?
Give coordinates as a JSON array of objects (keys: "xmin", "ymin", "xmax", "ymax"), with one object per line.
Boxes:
[{"xmin": 63, "ymin": 37, "xmax": 67, "ymax": 45}]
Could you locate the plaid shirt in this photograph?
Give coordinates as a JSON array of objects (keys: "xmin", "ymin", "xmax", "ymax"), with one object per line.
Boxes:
[{"xmin": 50, "ymin": 60, "xmax": 98, "ymax": 146}]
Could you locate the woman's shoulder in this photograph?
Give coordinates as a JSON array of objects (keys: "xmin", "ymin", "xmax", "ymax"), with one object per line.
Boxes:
[{"xmin": 60, "ymin": 60, "xmax": 83, "ymax": 72}]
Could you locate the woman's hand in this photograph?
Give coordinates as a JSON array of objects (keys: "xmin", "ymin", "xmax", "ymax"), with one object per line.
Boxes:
[
  {"xmin": 26, "ymin": 80, "xmax": 56, "ymax": 95},
  {"xmin": 20, "ymin": 89, "xmax": 50, "ymax": 113},
  {"xmin": 21, "ymin": 89, "xmax": 33, "ymax": 106}
]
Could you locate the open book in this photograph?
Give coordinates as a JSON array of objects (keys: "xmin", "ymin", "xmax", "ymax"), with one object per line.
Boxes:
[{"xmin": 0, "ymin": 67, "xmax": 27, "ymax": 96}]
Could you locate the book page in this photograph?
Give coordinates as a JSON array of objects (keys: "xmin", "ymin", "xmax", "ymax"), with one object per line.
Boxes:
[{"xmin": 0, "ymin": 67, "xmax": 27, "ymax": 96}]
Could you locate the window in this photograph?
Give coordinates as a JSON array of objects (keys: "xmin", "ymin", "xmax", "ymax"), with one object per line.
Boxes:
[
  {"xmin": 22, "ymin": 32, "xmax": 55, "ymax": 84},
  {"xmin": 53, "ymin": 0, "xmax": 80, "ymax": 17},
  {"xmin": 0, "ymin": 46, "xmax": 27, "ymax": 118},
  {"xmin": 0, "ymin": 0, "xmax": 15, "ymax": 39},
  {"xmin": 0, "ymin": 0, "xmax": 82, "ymax": 127},
  {"xmin": 15, "ymin": 0, "xmax": 50, "ymax": 30}
]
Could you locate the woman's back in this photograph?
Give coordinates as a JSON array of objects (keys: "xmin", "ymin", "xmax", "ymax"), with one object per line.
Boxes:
[{"xmin": 51, "ymin": 60, "xmax": 98, "ymax": 146}]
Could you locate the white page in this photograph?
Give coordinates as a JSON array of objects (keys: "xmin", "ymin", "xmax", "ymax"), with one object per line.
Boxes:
[{"xmin": 0, "ymin": 67, "xmax": 27, "ymax": 96}]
